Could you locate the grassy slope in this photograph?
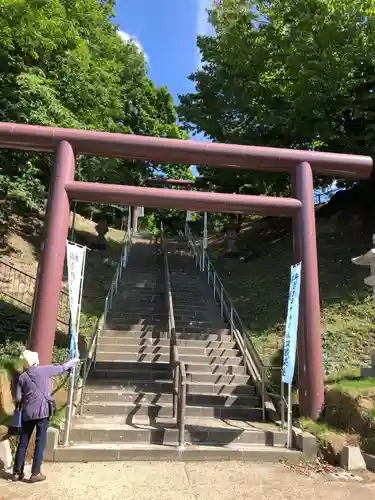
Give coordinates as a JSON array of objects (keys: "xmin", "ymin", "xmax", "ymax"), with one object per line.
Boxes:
[
  {"xmin": 0, "ymin": 211, "xmax": 125, "ymax": 356},
  {"xmin": 208, "ymin": 202, "xmax": 375, "ymax": 376}
]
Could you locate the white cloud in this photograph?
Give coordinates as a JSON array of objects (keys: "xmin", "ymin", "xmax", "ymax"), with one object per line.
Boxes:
[
  {"xmin": 195, "ymin": 0, "xmax": 215, "ymax": 67},
  {"xmin": 118, "ymin": 30, "xmax": 149, "ymax": 63}
]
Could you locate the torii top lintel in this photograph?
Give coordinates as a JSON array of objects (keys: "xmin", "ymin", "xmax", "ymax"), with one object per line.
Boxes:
[{"xmin": 0, "ymin": 123, "xmax": 372, "ymax": 179}]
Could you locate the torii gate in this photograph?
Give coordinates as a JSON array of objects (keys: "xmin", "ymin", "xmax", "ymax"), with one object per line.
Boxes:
[
  {"xmin": 0, "ymin": 122, "xmax": 372, "ymax": 419},
  {"xmin": 130, "ymin": 177, "xmax": 196, "ymax": 230}
]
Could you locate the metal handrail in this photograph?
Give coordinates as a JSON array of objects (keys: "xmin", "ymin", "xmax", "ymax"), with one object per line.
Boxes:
[
  {"xmin": 76, "ymin": 233, "xmax": 132, "ymax": 416},
  {"xmin": 161, "ymin": 225, "xmax": 186, "ymax": 448},
  {"xmin": 184, "ymin": 223, "xmax": 285, "ymax": 425},
  {"xmin": 0, "ymin": 260, "xmax": 69, "ymax": 326}
]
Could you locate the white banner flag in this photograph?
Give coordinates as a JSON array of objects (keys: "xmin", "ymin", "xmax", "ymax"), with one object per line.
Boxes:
[
  {"xmin": 66, "ymin": 241, "xmax": 86, "ymax": 331},
  {"xmin": 282, "ymin": 262, "xmax": 302, "ymax": 385},
  {"xmin": 137, "ymin": 206, "xmax": 144, "ymax": 217},
  {"xmin": 64, "ymin": 241, "xmax": 86, "ymax": 448}
]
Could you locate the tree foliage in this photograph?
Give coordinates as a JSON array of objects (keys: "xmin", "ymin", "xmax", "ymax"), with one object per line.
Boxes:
[
  {"xmin": 0, "ymin": 0, "xmax": 190, "ymax": 216},
  {"xmin": 178, "ymin": 0, "xmax": 375, "ymax": 195}
]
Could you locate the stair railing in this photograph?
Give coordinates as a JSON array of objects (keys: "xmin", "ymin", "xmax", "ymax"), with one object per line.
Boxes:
[
  {"xmin": 184, "ymin": 223, "xmax": 285, "ymax": 427},
  {"xmin": 161, "ymin": 225, "xmax": 186, "ymax": 448},
  {"xmin": 77, "ymin": 232, "xmax": 132, "ymax": 416}
]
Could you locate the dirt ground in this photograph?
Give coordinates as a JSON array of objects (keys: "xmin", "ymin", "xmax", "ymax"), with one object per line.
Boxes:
[
  {"xmin": 1, "ymin": 462, "xmax": 375, "ymax": 500},
  {"xmin": 2, "ymin": 213, "xmax": 124, "ymax": 276}
]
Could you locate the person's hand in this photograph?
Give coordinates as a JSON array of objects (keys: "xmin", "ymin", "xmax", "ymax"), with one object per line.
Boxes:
[{"xmin": 64, "ymin": 358, "xmax": 80, "ymax": 371}]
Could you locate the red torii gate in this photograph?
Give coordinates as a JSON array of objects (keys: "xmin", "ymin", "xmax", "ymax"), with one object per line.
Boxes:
[
  {"xmin": 130, "ymin": 177, "xmax": 196, "ymax": 229},
  {"xmin": 0, "ymin": 122, "xmax": 372, "ymax": 419}
]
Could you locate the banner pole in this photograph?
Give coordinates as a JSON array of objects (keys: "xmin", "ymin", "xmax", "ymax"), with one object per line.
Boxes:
[
  {"xmin": 64, "ymin": 360, "xmax": 76, "ymax": 446},
  {"xmin": 281, "ymin": 381, "xmax": 285, "ymax": 431},
  {"xmin": 287, "ymin": 383, "xmax": 293, "ymax": 448}
]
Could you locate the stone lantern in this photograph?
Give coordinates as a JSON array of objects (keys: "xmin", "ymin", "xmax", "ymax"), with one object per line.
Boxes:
[{"xmin": 352, "ymin": 234, "xmax": 375, "ymax": 377}]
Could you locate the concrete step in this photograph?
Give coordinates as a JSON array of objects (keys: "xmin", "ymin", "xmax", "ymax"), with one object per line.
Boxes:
[
  {"xmin": 173, "ymin": 306, "xmax": 220, "ymax": 314},
  {"xmin": 186, "ymin": 371, "xmax": 250, "ymax": 384},
  {"xmin": 113, "ymin": 296, "xmax": 165, "ymax": 304},
  {"xmin": 94, "ymin": 358, "xmax": 245, "ymax": 375},
  {"xmin": 106, "ymin": 312, "xmax": 165, "ymax": 318},
  {"xmin": 175, "ymin": 327, "xmax": 230, "ymax": 335},
  {"xmin": 171, "ymin": 290, "xmax": 211, "ymax": 298},
  {"xmin": 97, "ymin": 345, "xmax": 240, "ymax": 358},
  {"xmin": 171, "ymin": 289, "xmax": 214, "ymax": 296},
  {"xmin": 104, "ymin": 323, "xmax": 166, "ymax": 331},
  {"xmin": 83, "ymin": 390, "xmax": 174, "ymax": 404},
  {"xmin": 98, "ymin": 337, "xmax": 235, "ymax": 349},
  {"xmin": 95, "ymin": 352, "xmax": 241, "ymax": 365},
  {"xmin": 171, "ymin": 284, "xmax": 208, "ymax": 289},
  {"xmin": 116, "ymin": 283, "xmax": 164, "ymax": 290},
  {"xmin": 102, "ymin": 331, "xmax": 232, "ymax": 341},
  {"xmin": 117, "ymin": 290, "xmax": 165, "ymax": 296},
  {"xmin": 107, "ymin": 313, "xmax": 214, "ymax": 323},
  {"xmin": 83, "ymin": 390, "xmax": 258, "ymax": 407},
  {"xmin": 85, "ymin": 380, "xmax": 256, "ymax": 396},
  {"xmin": 172, "ymin": 300, "xmax": 212, "ymax": 307},
  {"xmin": 173, "ymin": 325, "xmax": 228, "ymax": 334},
  {"xmin": 116, "ymin": 286, "xmax": 165, "ymax": 293},
  {"xmin": 111, "ymin": 305, "xmax": 215, "ymax": 315},
  {"xmin": 102, "ymin": 329, "xmax": 168, "ymax": 337},
  {"xmin": 106, "ymin": 310, "xmax": 166, "ymax": 318},
  {"xmin": 69, "ymin": 419, "xmax": 280, "ymax": 446},
  {"xmin": 113, "ymin": 294, "xmax": 165, "ymax": 301},
  {"xmin": 82, "ymin": 402, "xmax": 262, "ymax": 419},
  {"xmin": 91, "ymin": 366, "xmax": 251, "ymax": 385},
  {"xmin": 83, "ymin": 402, "xmax": 174, "ymax": 418},
  {"xmin": 89, "ymin": 369, "xmax": 173, "ymax": 381},
  {"xmin": 104, "ymin": 326, "xmax": 229, "ymax": 336},
  {"xmin": 106, "ymin": 313, "xmax": 167, "ymax": 320},
  {"xmin": 98, "ymin": 338, "xmax": 236, "ymax": 351},
  {"xmin": 54, "ymin": 443, "xmax": 302, "ymax": 463},
  {"xmin": 117, "ymin": 278, "xmax": 164, "ymax": 284},
  {"xmin": 112, "ymin": 294, "xmax": 165, "ymax": 300}
]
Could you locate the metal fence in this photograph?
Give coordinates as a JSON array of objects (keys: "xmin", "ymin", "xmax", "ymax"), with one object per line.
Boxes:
[{"xmin": 0, "ymin": 260, "xmax": 69, "ymax": 327}]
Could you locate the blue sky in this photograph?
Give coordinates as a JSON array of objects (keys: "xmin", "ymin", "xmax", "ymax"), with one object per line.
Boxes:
[
  {"xmin": 114, "ymin": 1, "xmax": 214, "ymax": 176},
  {"xmin": 115, "ymin": 0, "xmax": 213, "ymax": 104}
]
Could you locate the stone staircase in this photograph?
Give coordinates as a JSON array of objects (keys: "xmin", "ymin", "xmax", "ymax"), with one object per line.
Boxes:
[
  {"xmin": 54, "ymin": 237, "xmax": 303, "ymax": 462},
  {"xmin": 167, "ymin": 240, "xmax": 263, "ymax": 423}
]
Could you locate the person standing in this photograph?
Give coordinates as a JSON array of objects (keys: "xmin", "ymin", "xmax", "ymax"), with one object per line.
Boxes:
[{"xmin": 12, "ymin": 350, "xmax": 78, "ymax": 483}]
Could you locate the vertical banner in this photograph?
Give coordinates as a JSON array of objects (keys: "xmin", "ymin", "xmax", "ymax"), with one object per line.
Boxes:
[
  {"xmin": 282, "ymin": 262, "xmax": 302, "ymax": 384},
  {"xmin": 127, "ymin": 206, "xmax": 131, "ymax": 237},
  {"xmin": 186, "ymin": 211, "xmax": 193, "ymax": 222},
  {"xmin": 282, "ymin": 261, "xmax": 302, "ymax": 449},
  {"xmin": 64, "ymin": 240, "xmax": 86, "ymax": 447},
  {"xmin": 137, "ymin": 206, "xmax": 144, "ymax": 217},
  {"xmin": 202, "ymin": 212, "xmax": 208, "ymax": 271},
  {"xmin": 203, "ymin": 212, "xmax": 208, "ymax": 249},
  {"xmin": 66, "ymin": 241, "xmax": 87, "ymax": 359}
]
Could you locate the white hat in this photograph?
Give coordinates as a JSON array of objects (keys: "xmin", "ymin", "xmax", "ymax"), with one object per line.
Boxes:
[{"xmin": 21, "ymin": 350, "xmax": 40, "ymax": 368}]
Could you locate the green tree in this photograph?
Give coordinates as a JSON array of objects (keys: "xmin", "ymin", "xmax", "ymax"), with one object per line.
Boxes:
[
  {"xmin": 0, "ymin": 0, "xmax": 190, "ymax": 218},
  {"xmin": 178, "ymin": 0, "xmax": 375, "ymax": 195}
]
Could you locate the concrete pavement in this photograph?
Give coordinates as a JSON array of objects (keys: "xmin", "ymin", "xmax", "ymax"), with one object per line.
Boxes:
[{"xmin": 1, "ymin": 461, "xmax": 375, "ymax": 500}]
